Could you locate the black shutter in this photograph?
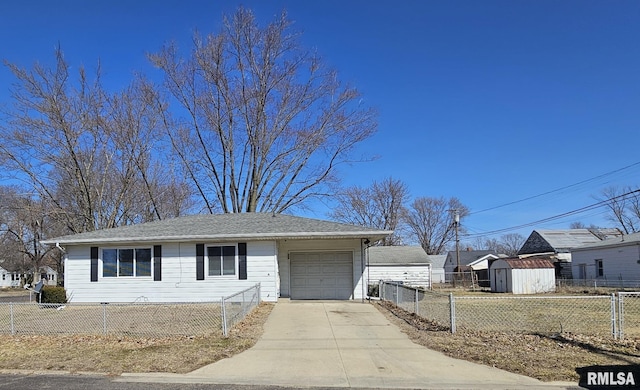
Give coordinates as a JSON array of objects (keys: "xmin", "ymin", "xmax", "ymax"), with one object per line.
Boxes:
[
  {"xmin": 196, "ymin": 243, "xmax": 205, "ymax": 280},
  {"xmin": 153, "ymin": 245, "xmax": 162, "ymax": 281},
  {"xmin": 238, "ymin": 242, "xmax": 247, "ymax": 280},
  {"xmin": 90, "ymin": 246, "xmax": 98, "ymax": 282}
]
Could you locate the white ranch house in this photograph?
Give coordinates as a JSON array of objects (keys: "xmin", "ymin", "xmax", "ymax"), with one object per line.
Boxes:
[{"xmin": 42, "ymin": 213, "xmax": 391, "ymax": 303}]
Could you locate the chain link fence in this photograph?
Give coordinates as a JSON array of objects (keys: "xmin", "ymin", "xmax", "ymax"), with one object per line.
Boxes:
[
  {"xmin": 221, "ymin": 284, "xmax": 261, "ymax": 336},
  {"xmin": 0, "ymin": 283, "xmax": 260, "ymax": 337},
  {"xmin": 380, "ymin": 281, "xmax": 640, "ymax": 339},
  {"xmin": 618, "ymin": 292, "xmax": 640, "ymax": 339}
]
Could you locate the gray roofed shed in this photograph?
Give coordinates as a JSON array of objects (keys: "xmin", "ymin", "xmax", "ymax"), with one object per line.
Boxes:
[
  {"xmin": 367, "ymin": 246, "xmax": 430, "ymax": 265},
  {"xmin": 365, "ymin": 246, "xmax": 432, "ymax": 288}
]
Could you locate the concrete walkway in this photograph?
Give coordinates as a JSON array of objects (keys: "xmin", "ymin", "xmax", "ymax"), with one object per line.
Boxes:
[{"xmin": 121, "ymin": 300, "xmax": 579, "ymax": 389}]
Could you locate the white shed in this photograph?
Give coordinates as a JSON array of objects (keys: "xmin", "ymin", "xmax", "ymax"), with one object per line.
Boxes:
[{"xmin": 490, "ymin": 258, "xmax": 556, "ymax": 294}]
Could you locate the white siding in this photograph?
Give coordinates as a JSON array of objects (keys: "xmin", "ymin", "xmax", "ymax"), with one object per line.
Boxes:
[
  {"xmin": 572, "ymin": 244, "xmax": 640, "ymax": 281},
  {"xmin": 431, "ymin": 269, "xmax": 445, "ymax": 283},
  {"xmin": 0, "ymin": 267, "xmax": 14, "ymax": 288},
  {"xmin": 510, "ymin": 268, "xmax": 555, "ymax": 294},
  {"xmin": 490, "ymin": 259, "xmax": 555, "ymax": 294},
  {"xmin": 365, "ymin": 264, "xmax": 431, "ymax": 288},
  {"xmin": 64, "ymin": 241, "xmax": 278, "ymax": 303},
  {"xmin": 278, "ymin": 239, "xmax": 365, "ymax": 300}
]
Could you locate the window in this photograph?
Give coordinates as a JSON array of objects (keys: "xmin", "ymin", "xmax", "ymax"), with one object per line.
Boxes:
[
  {"xmin": 595, "ymin": 259, "xmax": 604, "ymax": 277},
  {"xmin": 208, "ymin": 245, "xmax": 236, "ymax": 276},
  {"xmin": 103, "ymin": 248, "xmax": 152, "ymax": 277}
]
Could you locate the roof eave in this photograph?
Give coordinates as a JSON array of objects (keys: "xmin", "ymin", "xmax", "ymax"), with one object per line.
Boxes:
[{"xmin": 42, "ymin": 230, "xmax": 391, "ymax": 246}]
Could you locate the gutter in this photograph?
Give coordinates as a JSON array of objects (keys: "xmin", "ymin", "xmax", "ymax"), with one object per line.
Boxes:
[{"xmin": 41, "ymin": 231, "xmax": 392, "ymax": 246}]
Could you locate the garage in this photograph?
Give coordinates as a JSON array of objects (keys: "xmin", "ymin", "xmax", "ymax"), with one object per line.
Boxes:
[{"xmin": 290, "ymin": 252, "xmax": 353, "ymax": 299}]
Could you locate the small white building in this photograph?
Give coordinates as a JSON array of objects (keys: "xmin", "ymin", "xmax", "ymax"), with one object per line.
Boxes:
[
  {"xmin": 366, "ymin": 246, "xmax": 431, "ymax": 289},
  {"xmin": 444, "ymin": 250, "xmax": 502, "ymax": 283},
  {"xmin": 490, "ymin": 258, "xmax": 556, "ymax": 294},
  {"xmin": 428, "ymin": 255, "xmax": 446, "ymax": 283}
]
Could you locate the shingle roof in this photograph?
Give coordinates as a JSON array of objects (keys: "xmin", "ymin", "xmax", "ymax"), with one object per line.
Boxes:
[
  {"xmin": 572, "ymin": 231, "xmax": 640, "ymax": 251},
  {"xmin": 367, "ymin": 246, "xmax": 429, "ymax": 265},
  {"xmin": 427, "ymin": 255, "xmax": 447, "ymax": 268},
  {"xmin": 536, "ymin": 230, "xmax": 601, "ymax": 250},
  {"xmin": 42, "ymin": 213, "xmax": 392, "ymax": 245}
]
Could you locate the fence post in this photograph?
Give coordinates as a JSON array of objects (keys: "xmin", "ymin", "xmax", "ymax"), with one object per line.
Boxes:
[
  {"xmin": 415, "ymin": 287, "xmax": 419, "ymax": 315},
  {"xmin": 396, "ymin": 283, "xmax": 399, "ymax": 306},
  {"xmin": 102, "ymin": 303, "xmax": 107, "ymax": 335},
  {"xmin": 449, "ymin": 293, "xmax": 456, "ymax": 334},
  {"xmin": 611, "ymin": 293, "xmax": 617, "ymax": 339},
  {"xmin": 221, "ymin": 297, "xmax": 228, "ymax": 337},
  {"xmin": 618, "ymin": 293, "xmax": 625, "ymax": 340},
  {"xmin": 10, "ymin": 303, "xmax": 14, "ymax": 335}
]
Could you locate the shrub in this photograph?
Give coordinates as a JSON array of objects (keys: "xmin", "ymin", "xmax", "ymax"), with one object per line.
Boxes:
[
  {"xmin": 38, "ymin": 286, "xmax": 67, "ymax": 304},
  {"xmin": 368, "ymin": 284, "xmax": 379, "ymax": 297}
]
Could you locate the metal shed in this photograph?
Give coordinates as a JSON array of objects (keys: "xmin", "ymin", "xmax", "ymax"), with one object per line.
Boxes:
[{"xmin": 490, "ymin": 258, "xmax": 556, "ymax": 294}]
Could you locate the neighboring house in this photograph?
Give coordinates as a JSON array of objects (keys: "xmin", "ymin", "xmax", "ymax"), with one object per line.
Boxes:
[
  {"xmin": 0, "ymin": 266, "xmax": 15, "ymax": 288},
  {"xmin": 518, "ymin": 229, "xmax": 622, "ymax": 278},
  {"xmin": 428, "ymin": 254, "xmax": 446, "ymax": 284},
  {"xmin": 38, "ymin": 266, "xmax": 58, "ymax": 286},
  {"xmin": 490, "ymin": 258, "xmax": 556, "ymax": 294},
  {"xmin": 571, "ymin": 232, "xmax": 640, "ymax": 284},
  {"xmin": 41, "ymin": 213, "xmax": 391, "ymax": 303},
  {"xmin": 444, "ymin": 250, "xmax": 503, "ymax": 284},
  {"xmin": 0, "ymin": 265, "xmax": 58, "ymax": 288},
  {"xmin": 365, "ymin": 246, "xmax": 431, "ymax": 289}
]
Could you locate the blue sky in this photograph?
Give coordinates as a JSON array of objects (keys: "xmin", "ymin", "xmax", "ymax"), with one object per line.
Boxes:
[{"xmin": 1, "ymin": 0, "xmax": 639, "ymax": 241}]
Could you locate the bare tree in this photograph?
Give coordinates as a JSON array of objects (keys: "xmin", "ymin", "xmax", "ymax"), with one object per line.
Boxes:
[
  {"xmin": 149, "ymin": 8, "xmax": 377, "ymax": 214},
  {"xmin": 467, "ymin": 233, "xmax": 525, "ymax": 256},
  {"xmin": 496, "ymin": 233, "xmax": 525, "ymax": 256},
  {"xmin": 1, "ymin": 48, "xmax": 192, "ymax": 233},
  {"xmin": 569, "ymin": 221, "xmax": 600, "ymax": 229},
  {"xmin": 0, "ymin": 187, "xmax": 61, "ymax": 285},
  {"xmin": 329, "ymin": 177, "xmax": 409, "ymax": 245},
  {"xmin": 599, "ymin": 186, "xmax": 640, "ymax": 234},
  {"xmin": 403, "ymin": 196, "xmax": 469, "ymax": 255}
]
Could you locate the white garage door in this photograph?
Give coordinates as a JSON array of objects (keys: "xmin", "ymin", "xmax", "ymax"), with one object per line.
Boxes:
[{"xmin": 290, "ymin": 252, "xmax": 353, "ymax": 300}]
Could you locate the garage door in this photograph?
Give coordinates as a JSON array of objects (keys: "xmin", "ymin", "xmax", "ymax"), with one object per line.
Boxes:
[{"xmin": 290, "ymin": 252, "xmax": 353, "ymax": 300}]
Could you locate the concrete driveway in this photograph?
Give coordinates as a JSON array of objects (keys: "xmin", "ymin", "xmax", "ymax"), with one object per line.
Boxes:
[{"xmin": 122, "ymin": 300, "xmax": 577, "ymax": 389}]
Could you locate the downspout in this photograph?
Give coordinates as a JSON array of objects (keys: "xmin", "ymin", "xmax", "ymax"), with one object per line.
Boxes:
[
  {"xmin": 361, "ymin": 238, "xmax": 371, "ymax": 302},
  {"xmin": 361, "ymin": 239, "xmax": 365, "ymax": 303}
]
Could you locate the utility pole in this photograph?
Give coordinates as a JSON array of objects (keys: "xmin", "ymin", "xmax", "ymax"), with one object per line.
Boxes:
[{"xmin": 454, "ymin": 210, "xmax": 460, "ymax": 288}]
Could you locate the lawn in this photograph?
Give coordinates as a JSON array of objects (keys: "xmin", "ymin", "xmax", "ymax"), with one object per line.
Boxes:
[
  {"xmin": 0, "ymin": 302, "xmax": 224, "ymax": 337},
  {"xmin": 394, "ymin": 287, "xmax": 640, "ymax": 338},
  {"xmin": 377, "ymin": 300, "xmax": 640, "ymax": 382},
  {"xmin": 0, "ymin": 302, "xmax": 273, "ymax": 374}
]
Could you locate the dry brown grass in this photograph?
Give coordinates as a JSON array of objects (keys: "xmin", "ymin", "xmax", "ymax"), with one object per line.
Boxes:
[
  {"xmin": 376, "ymin": 300, "xmax": 640, "ymax": 382},
  {"xmin": 0, "ymin": 302, "xmax": 273, "ymax": 375}
]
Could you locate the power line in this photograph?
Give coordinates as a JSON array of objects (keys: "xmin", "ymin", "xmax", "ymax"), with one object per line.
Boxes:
[
  {"xmin": 468, "ymin": 160, "xmax": 640, "ymax": 216},
  {"xmin": 464, "ymin": 187, "xmax": 640, "ymax": 239}
]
